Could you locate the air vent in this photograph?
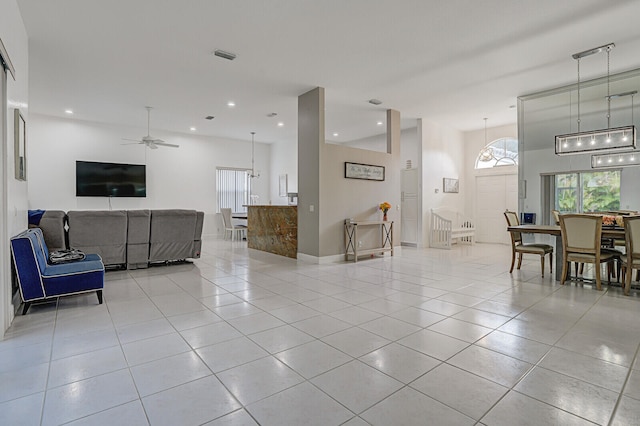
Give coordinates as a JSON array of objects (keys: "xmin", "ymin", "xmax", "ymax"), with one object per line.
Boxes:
[
  {"xmin": 267, "ymin": 112, "xmax": 278, "ymax": 117},
  {"xmin": 205, "ymin": 116, "xmax": 215, "ymax": 120},
  {"xmin": 368, "ymin": 99, "xmax": 382, "ymax": 105},
  {"xmin": 213, "ymin": 49, "xmax": 237, "ymax": 61}
]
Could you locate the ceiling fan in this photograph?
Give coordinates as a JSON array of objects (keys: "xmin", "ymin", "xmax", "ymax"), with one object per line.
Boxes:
[{"xmin": 122, "ymin": 106, "xmax": 179, "ymax": 149}]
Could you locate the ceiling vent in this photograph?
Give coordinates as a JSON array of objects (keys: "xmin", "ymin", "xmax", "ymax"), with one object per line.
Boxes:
[
  {"xmin": 205, "ymin": 116, "xmax": 215, "ymax": 120},
  {"xmin": 267, "ymin": 112, "xmax": 278, "ymax": 117},
  {"xmin": 213, "ymin": 49, "xmax": 237, "ymax": 61},
  {"xmin": 368, "ymin": 99, "xmax": 382, "ymax": 105}
]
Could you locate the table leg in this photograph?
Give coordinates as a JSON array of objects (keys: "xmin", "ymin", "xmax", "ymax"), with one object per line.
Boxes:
[{"xmin": 555, "ymin": 234, "xmax": 563, "ymax": 281}]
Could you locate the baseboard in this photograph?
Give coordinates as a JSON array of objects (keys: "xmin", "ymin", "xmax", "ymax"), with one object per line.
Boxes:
[
  {"xmin": 297, "ymin": 252, "xmax": 344, "ymax": 264},
  {"xmin": 298, "ymin": 246, "xmax": 402, "ymax": 264}
]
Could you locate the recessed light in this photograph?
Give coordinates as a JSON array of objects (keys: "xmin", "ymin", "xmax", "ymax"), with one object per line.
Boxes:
[
  {"xmin": 227, "ymin": 101, "xmax": 235, "ymax": 107},
  {"xmin": 64, "ymin": 109, "xmax": 74, "ymax": 114},
  {"xmin": 277, "ymin": 122, "xmax": 284, "ymax": 127},
  {"xmin": 190, "ymin": 127, "xmax": 197, "ymax": 132},
  {"xmin": 376, "ymin": 121, "xmax": 383, "ymax": 126},
  {"xmin": 333, "ymin": 132, "xmax": 339, "ymax": 137}
]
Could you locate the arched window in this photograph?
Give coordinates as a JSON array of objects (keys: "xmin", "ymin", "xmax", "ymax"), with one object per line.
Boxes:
[{"xmin": 475, "ymin": 137, "xmax": 518, "ymax": 169}]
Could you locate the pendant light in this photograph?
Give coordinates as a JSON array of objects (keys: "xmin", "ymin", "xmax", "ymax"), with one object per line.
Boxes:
[
  {"xmin": 478, "ymin": 118, "xmax": 494, "ymax": 161},
  {"xmin": 555, "ymin": 42, "xmax": 636, "ymax": 155},
  {"xmin": 250, "ymin": 132, "xmax": 260, "ymax": 179}
]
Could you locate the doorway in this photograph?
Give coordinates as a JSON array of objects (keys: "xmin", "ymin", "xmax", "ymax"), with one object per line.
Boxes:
[{"xmin": 475, "ymin": 174, "xmax": 518, "ymax": 244}]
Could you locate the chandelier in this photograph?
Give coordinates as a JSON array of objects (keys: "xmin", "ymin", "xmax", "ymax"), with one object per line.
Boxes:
[{"xmin": 555, "ymin": 43, "xmax": 636, "ymax": 155}]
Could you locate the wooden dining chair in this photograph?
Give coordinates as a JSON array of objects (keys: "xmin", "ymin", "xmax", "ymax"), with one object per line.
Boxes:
[
  {"xmin": 504, "ymin": 211, "xmax": 553, "ymax": 277},
  {"xmin": 559, "ymin": 214, "xmax": 614, "ymax": 290},
  {"xmin": 621, "ymin": 216, "xmax": 640, "ymax": 296},
  {"xmin": 551, "ymin": 209, "xmax": 561, "ymax": 225}
]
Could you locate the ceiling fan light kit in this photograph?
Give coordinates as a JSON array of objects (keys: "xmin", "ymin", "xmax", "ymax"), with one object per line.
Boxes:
[{"xmin": 122, "ymin": 107, "xmax": 179, "ymax": 149}]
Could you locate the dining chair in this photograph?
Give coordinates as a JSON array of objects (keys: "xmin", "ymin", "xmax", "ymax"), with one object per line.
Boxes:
[
  {"xmin": 504, "ymin": 211, "xmax": 553, "ymax": 277},
  {"xmin": 551, "ymin": 209, "xmax": 561, "ymax": 225},
  {"xmin": 221, "ymin": 208, "xmax": 247, "ymax": 241},
  {"xmin": 559, "ymin": 214, "xmax": 615, "ymax": 290},
  {"xmin": 621, "ymin": 216, "xmax": 640, "ymax": 295}
]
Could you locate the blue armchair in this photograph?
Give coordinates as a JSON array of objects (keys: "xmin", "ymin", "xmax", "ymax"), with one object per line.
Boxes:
[{"xmin": 10, "ymin": 228, "xmax": 104, "ymax": 314}]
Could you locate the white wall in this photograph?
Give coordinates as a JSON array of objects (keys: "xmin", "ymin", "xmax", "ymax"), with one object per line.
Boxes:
[
  {"xmin": 419, "ymin": 119, "xmax": 465, "ymax": 245},
  {"xmin": 28, "ymin": 114, "xmax": 271, "ymax": 236},
  {"xmin": 269, "ymin": 139, "xmax": 297, "ymax": 205},
  {"xmin": 1, "ymin": 0, "xmax": 29, "ymax": 333}
]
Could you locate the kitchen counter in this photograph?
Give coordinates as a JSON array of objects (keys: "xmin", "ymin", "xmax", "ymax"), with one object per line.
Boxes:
[{"xmin": 247, "ymin": 205, "xmax": 297, "ymax": 258}]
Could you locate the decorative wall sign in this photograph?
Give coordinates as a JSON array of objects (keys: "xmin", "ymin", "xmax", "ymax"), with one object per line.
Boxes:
[
  {"xmin": 443, "ymin": 178, "xmax": 459, "ymax": 193},
  {"xmin": 345, "ymin": 162, "xmax": 385, "ymax": 181},
  {"xmin": 14, "ymin": 109, "xmax": 26, "ymax": 181}
]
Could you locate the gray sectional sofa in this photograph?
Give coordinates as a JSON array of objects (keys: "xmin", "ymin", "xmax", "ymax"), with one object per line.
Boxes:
[{"xmin": 30, "ymin": 209, "xmax": 204, "ymax": 269}]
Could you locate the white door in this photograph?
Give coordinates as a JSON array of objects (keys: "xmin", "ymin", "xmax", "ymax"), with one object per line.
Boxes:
[
  {"xmin": 476, "ymin": 174, "xmax": 518, "ymax": 244},
  {"xmin": 401, "ymin": 168, "xmax": 419, "ymax": 245}
]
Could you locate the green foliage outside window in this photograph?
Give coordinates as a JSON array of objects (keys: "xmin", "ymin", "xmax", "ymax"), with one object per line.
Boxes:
[
  {"xmin": 582, "ymin": 172, "xmax": 620, "ymax": 212},
  {"xmin": 555, "ymin": 171, "xmax": 620, "ymax": 213}
]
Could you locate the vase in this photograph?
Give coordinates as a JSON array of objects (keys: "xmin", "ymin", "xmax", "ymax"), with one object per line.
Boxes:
[{"xmin": 383, "ymin": 212, "xmax": 388, "ymax": 221}]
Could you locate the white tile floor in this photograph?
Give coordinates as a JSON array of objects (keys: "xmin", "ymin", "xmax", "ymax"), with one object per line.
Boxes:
[{"xmin": 1, "ymin": 238, "xmax": 640, "ymax": 425}]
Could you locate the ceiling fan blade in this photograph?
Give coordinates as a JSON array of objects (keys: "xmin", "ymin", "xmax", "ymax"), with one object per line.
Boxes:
[
  {"xmin": 154, "ymin": 141, "xmax": 180, "ymax": 148},
  {"xmin": 122, "ymin": 138, "xmax": 143, "ymax": 143},
  {"xmin": 121, "ymin": 142, "xmax": 142, "ymax": 146}
]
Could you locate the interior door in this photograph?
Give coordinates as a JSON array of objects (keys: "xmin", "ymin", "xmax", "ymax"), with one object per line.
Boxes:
[
  {"xmin": 401, "ymin": 168, "xmax": 419, "ymax": 245},
  {"xmin": 476, "ymin": 174, "xmax": 518, "ymax": 244}
]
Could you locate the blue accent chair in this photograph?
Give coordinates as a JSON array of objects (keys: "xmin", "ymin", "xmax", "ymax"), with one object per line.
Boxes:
[{"xmin": 10, "ymin": 228, "xmax": 104, "ymax": 314}]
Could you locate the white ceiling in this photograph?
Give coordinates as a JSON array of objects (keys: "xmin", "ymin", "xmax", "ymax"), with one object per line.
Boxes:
[{"xmin": 16, "ymin": 0, "xmax": 640, "ymax": 145}]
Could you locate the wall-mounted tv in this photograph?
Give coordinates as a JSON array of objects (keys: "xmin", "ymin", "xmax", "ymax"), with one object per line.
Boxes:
[{"xmin": 76, "ymin": 161, "xmax": 146, "ymax": 197}]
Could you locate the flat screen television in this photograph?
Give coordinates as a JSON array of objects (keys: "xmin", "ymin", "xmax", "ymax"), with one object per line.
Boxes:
[{"xmin": 76, "ymin": 160, "xmax": 146, "ymax": 197}]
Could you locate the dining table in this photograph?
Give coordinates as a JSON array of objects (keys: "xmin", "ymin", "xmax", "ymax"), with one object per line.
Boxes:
[{"xmin": 507, "ymin": 224, "xmax": 625, "ymax": 281}]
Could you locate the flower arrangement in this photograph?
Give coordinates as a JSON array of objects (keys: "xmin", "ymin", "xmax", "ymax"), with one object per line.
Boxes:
[
  {"xmin": 379, "ymin": 202, "xmax": 391, "ymax": 214},
  {"xmin": 602, "ymin": 215, "xmax": 624, "ymax": 227}
]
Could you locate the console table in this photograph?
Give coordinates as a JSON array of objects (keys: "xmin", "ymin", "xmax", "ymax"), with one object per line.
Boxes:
[{"xmin": 344, "ymin": 220, "xmax": 394, "ymax": 262}]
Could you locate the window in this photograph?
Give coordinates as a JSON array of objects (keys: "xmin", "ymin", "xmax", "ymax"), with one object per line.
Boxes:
[
  {"xmin": 475, "ymin": 137, "xmax": 518, "ymax": 169},
  {"xmin": 216, "ymin": 168, "xmax": 251, "ymax": 213},
  {"xmin": 554, "ymin": 170, "xmax": 620, "ymax": 213}
]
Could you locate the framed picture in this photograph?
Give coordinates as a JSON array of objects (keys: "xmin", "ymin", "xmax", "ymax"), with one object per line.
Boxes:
[
  {"xmin": 443, "ymin": 178, "xmax": 459, "ymax": 193},
  {"xmin": 278, "ymin": 174, "xmax": 288, "ymax": 197},
  {"xmin": 345, "ymin": 162, "xmax": 385, "ymax": 181},
  {"xmin": 14, "ymin": 109, "xmax": 26, "ymax": 181}
]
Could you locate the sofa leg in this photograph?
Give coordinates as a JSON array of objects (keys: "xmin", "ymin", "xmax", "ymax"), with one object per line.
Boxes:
[
  {"xmin": 96, "ymin": 290, "xmax": 103, "ymax": 304},
  {"xmin": 22, "ymin": 302, "xmax": 31, "ymax": 315}
]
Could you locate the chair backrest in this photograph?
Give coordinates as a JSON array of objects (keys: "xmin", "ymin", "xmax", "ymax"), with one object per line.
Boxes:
[
  {"xmin": 10, "ymin": 229, "xmax": 47, "ymax": 301},
  {"xmin": 220, "ymin": 208, "xmax": 232, "ymax": 229},
  {"xmin": 551, "ymin": 210, "xmax": 560, "ymax": 225},
  {"xmin": 560, "ymin": 214, "xmax": 601, "ymax": 254},
  {"xmin": 504, "ymin": 210, "xmax": 522, "ymax": 244},
  {"xmin": 624, "ymin": 216, "xmax": 640, "ymax": 258}
]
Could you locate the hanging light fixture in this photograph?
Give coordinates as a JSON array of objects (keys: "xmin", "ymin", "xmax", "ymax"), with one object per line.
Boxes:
[
  {"xmin": 555, "ymin": 42, "xmax": 636, "ymax": 155},
  {"xmin": 250, "ymin": 131, "xmax": 260, "ymax": 179},
  {"xmin": 478, "ymin": 118, "xmax": 494, "ymax": 161},
  {"xmin": 592, "ymin": 91, "xmax": 640, "ymax": 168}
]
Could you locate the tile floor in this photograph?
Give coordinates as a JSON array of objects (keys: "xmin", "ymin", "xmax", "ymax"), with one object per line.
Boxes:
[{"xmin": 1, "ymin": 238, "xmax": 640, "ymax": 425}]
